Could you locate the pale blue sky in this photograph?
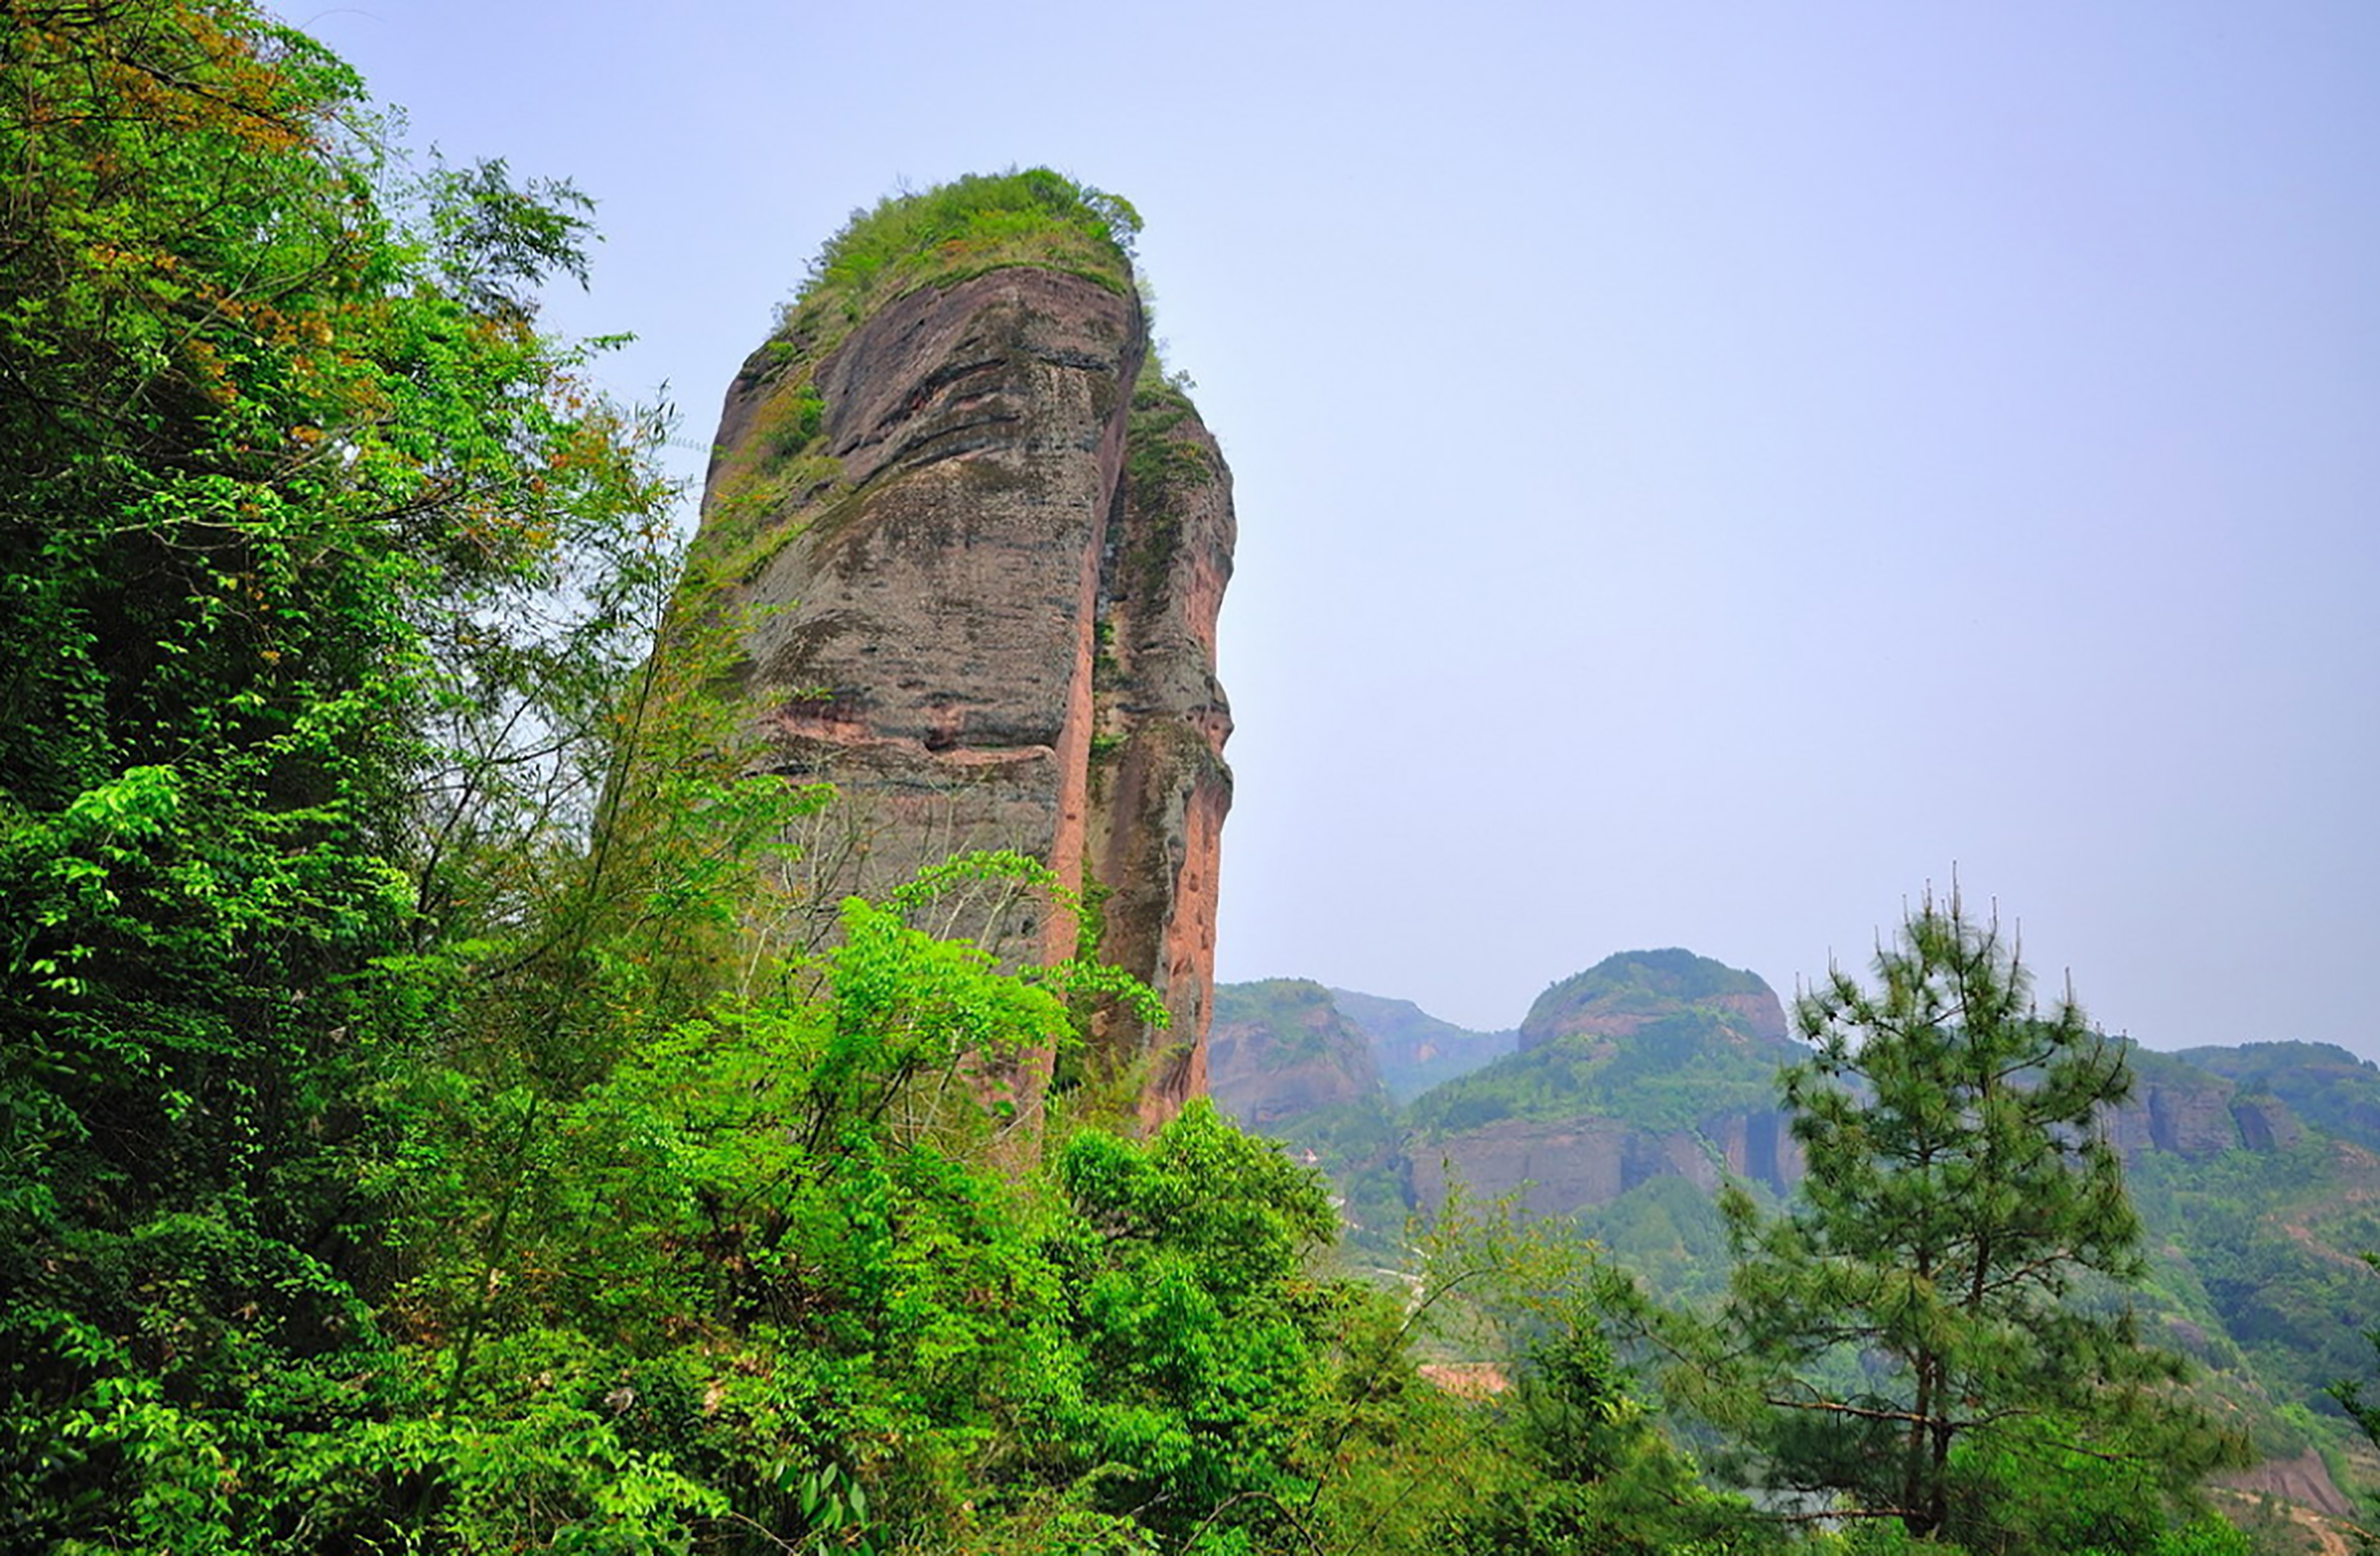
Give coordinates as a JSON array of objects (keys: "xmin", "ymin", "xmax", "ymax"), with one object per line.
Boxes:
[{"xmin": 308, "ymin": 1, "xmax": 2380, "ymax": 1059}]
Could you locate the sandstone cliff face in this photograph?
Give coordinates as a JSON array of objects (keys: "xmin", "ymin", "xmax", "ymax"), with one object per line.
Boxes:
[
  {"xmin": 2096, "ymin": 1049, "xmax": 2307, "ymax": 1161},
  {"xmin": 692, "ymin": 248, "xmax": 1232, "ymax": 1124},
  {"xmin": 1408, "ymin": 1106, "xmax": 1805, "ymax": 1218},
  {"xmin": 1405, "ymin": 953, "xmax": 1807, "ymax": 1218},
  {"xmin": 1084, "ymin": 378, "xmax": 1235, "ymax": 1116},
  {"xmin": 2173, "ymin": 1041, "xmax": 2380, "ymax": 1152},
  {"xmin": 1405, "ymin": 1044, "xmax": 2306, "ymax": 1222},
  {"xmin": 1207, "ymin": 980, "xmax": 1386, "ymax": 1135},
  {"xmin": 2217, "ymin": 1447, "xmax": 2354, "ymax": 1521}
]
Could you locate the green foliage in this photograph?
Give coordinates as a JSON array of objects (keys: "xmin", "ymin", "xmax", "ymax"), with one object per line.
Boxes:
[
  {"xmin": 759, "ymin": 379, "xmax": 830, "ymax": 463},
  {"xmin": 1051, "ymin": 1100, "xmax": 1339, "ymax": 1540},
  {"xmin": 788, "ymin": 168, "xmax": 1140, "ymax": 337},
  {"xmin": 1693, "ymin": 886, "xmax": 2241, "ymax": 1546},
  {"xmin": 1386, "ymin": 1208, "xmax": 1764, "ymax": 1556},
  {"xmin": 1525, "ymin": 948, "xmax": 1773, "ymax": 1025},
  {"xmin": 1278, "ymin": 1093, "xmax": 1411, "ymax": 1259},
  {"xmin": 1943, "ymin": 1423, "xmax": 2251, "ymax": 1556},
  {"xmin": 1568, "ymin": 1175, "xmax": 1743, "ymax": 1307},
  {"xmin": 1409, "ymin": 1008, "xmax": 1788, "ymax": 1137},
  {"xmin": 1126, "ymin": 368, "xmax": 1220, "ymax": 507},
  {"xmin": 2326, "ymin": 1252, "xmax": 2380, "ymax": 1464},
  {"xmin": 2127, "ymin": 1140, "xmax": 2380, "ymax": 1437},
  {"xmin": 0, "ymin": 2, "xmax": 675, "ymax": 1546},
  {"xmin": 1118, "ymin": 368, "xmax": 1221, "ymax": 607}
]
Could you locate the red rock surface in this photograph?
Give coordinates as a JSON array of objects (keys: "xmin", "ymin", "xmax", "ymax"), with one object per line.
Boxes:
[
  {"xmin": 1207, "ymin": 981, "xmax": 1385, "ymax": 1134},
  {"xmin": 689, "ymin": 267, "xmax": 1233, "ymax": 1125},
  {"xmin": 2217, "ymin": 1447, "xmax": 2353, "ymax": 1519}
]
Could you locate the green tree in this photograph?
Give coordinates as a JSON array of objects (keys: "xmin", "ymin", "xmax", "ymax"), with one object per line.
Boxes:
[
  {"xmin": 1050, "ymin": 1097, "xmax": 1340, "ymax": 1546},
  {"xmin": 1437, "ymin": 1317, "xmax": 1761, "ymax": 1556},
  {"xmin": 2327, "ymin": 1252, "xmax": 2380, "ymax": 1451},
  {"xmin": 0, "ymin": 1, "xmax": 672, "ymax": 1544},
  {"xmin": 1702, "ymin": 887, "xmax": 2236, "ymax": 1544}
]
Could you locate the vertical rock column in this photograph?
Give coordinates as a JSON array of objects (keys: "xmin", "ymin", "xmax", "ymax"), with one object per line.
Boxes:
[
  {"xmin": 688, "ymin": 264, "xmax": 1234, "ymax": 1126},
  {"xmin": 1086, "ymin": 375, "xmax": 1236, "ymax": 1121}
]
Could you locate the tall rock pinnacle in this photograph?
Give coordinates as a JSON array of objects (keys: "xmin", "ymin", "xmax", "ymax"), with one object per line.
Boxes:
[{"xmin": 685, "ymin": 172, "xmax": 1233, "ymax": 1123}]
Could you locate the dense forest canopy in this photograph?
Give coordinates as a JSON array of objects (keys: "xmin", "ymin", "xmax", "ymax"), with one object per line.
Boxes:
[{"xmin": 0, "ymin": 4, "xmax": 2355, "ymax": 1553}]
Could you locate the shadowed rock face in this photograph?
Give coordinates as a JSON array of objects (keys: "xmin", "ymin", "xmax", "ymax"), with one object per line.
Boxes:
[
  {"xmin": 690, "ymin": 265, "xmax": 1233, "ymax": 1124},
  {"xmin": 1408, "ymin": 1105, "xmax": 1807, "ymax": 1217}
]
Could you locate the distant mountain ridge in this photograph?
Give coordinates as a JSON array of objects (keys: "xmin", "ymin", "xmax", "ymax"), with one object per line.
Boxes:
[
  {"xmin": 1325, "ymin": 989, "xmax": 1513, "ymax": 1102},
  {"xmin": 1518, "ymin": 947, "xmax": 1789, "ymax": 1051},
  {"xmin": 1209, "ymin": 953, "xmax": 2380, "ymax": 1525}
]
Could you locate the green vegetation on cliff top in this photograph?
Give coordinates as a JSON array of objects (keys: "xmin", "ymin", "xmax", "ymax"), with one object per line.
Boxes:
[
  {"xmin": 702, "ymin": 169, "xmax": 1158, "ymax": 584},
  {"xmin": 1527, "ymin": 948, "xmax": 1773, "ymax": 1026},
  {"xmin": 2173, "ymin": 1041, "xmax": 2380, "ymax": 1151},
  {"xmin": 784, "ymin": 167, "xmax": 1141, "ymax": 337},
  {"xmin": 1215, "ymin": 979, "xmax": 1355, "ymax": 1066}
]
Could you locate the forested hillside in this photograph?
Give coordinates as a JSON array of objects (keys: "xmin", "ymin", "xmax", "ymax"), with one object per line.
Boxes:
[{"xmin": 1215, "ymin": 956, "xmax": 2380, "ymax": 1535}]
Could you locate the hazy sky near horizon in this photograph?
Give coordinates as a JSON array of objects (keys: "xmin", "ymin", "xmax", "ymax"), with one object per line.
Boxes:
[{"xmin": 307, "ymin": 2, "xmax": 2380, "ymax": 1060}]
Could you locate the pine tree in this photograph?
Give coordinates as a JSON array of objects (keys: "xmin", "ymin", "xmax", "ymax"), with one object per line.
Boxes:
[{"xmin": 1710, "ymin": 885, "xmax": 2236, "ymax": 1542}]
